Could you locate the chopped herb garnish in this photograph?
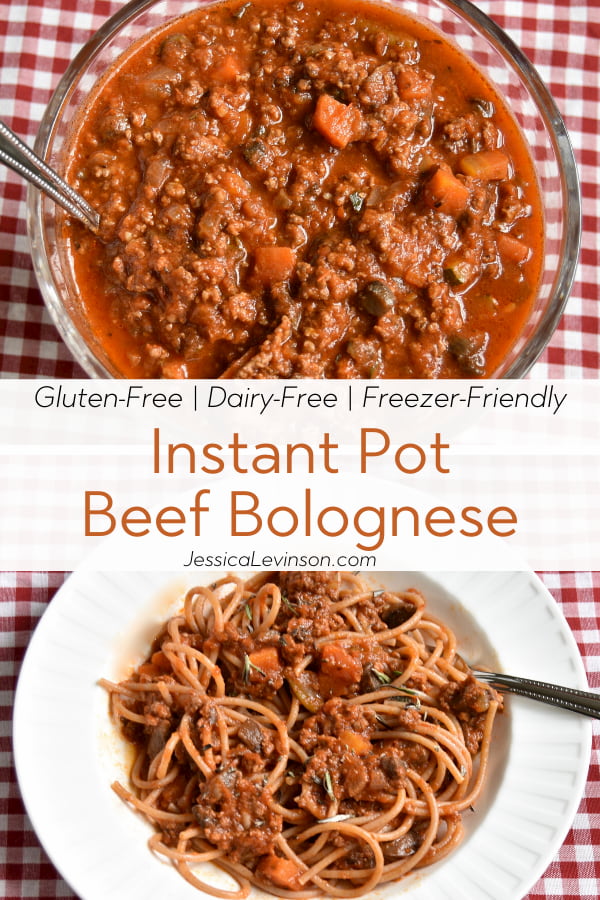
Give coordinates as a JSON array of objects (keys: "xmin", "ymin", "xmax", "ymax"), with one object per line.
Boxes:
[
  {"xmin": 242, "ymin": 654, "xmax": 251, "ymax": 682},
  {"xmin": 387, "ymin": 685, "xmax": 422, "ymax": 710},
  {"xmin": 373, "ymin": 668, "xmax": 391, "ymax": 684},
  {"xmin": 389, "ymin": 684, "xmax": 417, "ymax": 695},
  {"xmin": 242, "ymin": 653, "xmax": 266, "ymax": 682},
  {"xmin": 281, "ymin": 592, "xmax": 298, "ymax": 612},
  {"xmin": 245, "ymin": 603, "xmax": 252, "ymax": 619},
  {"xmin": 372, "ymin": 589, "xmax": 385, "ymax": 598},
  {"xmin": 390, "ymin": 697, "xmax": 422, "ymax": 710},
  {"xmin": 323, "ymin": 770, "xmax": 335, "ymax": 801}
]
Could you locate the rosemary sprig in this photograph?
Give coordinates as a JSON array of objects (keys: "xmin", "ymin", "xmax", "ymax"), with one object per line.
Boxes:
[
  {"xmin": 388, "ymin": 684, "xmax": 418, "ymax": 696},
  {"xmin": 242, "ymin": 653, "xmax": 266, "ymax": 683},
  {"xmin": 322, "ymin": 770, "xmax": 335, "ymax": 801},
  {"xmin": 372, "ymin": 668, "xmax": 390, "ymax": 684},
  {"xmin": 385, "ymin": 684, "xmax": 422, "ymax": 710},
  {"xmin": 281, "ymin": 592, "xmax": 298, "ymax": 613}
]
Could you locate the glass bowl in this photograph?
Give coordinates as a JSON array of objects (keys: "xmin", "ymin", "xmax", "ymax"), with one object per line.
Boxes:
[{"xmin": 27, "ymin": 0, "xmax": 581, "ymax": 379}]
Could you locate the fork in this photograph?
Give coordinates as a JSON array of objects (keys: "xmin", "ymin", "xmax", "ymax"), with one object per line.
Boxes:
[
  {"xmin": 473, "ymin": 669, "xmax": 600, "ymax": 719},
  {"xmin": 0, "ymin": 120, "xmax": 100, "ymax": 230}
]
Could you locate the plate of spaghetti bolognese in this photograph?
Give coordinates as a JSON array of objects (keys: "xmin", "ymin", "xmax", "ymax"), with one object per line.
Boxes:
[{"xmin": 13, "ymin": 570, "xmax": 591, "ymax": 900}]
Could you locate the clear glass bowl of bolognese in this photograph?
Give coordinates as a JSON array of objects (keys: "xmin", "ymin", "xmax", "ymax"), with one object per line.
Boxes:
[{"xmin": 27, "ymin": 0, "xmax": 580, "ymax": 379}]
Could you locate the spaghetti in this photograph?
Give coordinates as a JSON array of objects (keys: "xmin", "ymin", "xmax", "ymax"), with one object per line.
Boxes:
[{"xmin": 102, "ymin": 572, "xmax": 502, "ymax": 897}]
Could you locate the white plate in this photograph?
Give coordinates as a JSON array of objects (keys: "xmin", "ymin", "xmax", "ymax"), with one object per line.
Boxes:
[{"xmin": 13, "ymin": 570, "xmax": 591, "ymax": 900}]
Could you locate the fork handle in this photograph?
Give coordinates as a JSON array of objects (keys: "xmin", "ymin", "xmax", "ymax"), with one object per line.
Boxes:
[
  {"xmin": 0, "ymin": 120, "xmax": 100, "ymax": 229},
  {"xmin": 473, "ymin": 670, "xmax": 600, "ymax": 719}
]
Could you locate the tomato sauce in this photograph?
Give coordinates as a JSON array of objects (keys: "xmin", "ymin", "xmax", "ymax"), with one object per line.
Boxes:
[{"xmin": 63, "ymin": 0, "xmax": 544, "ymax": 378}]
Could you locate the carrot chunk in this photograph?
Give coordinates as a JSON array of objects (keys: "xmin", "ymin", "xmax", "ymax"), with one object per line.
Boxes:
[
  {"xmin": 497, "ymin": 232, "xmax": 530, "ymax": 263},
  {"xmin": 151, "ymin": 650, "xmax": 171, "ymax": 671},
  {"xmin": 253, "ymin": 246, "xmax": 296, "ymax": 284},
  {"xmin": 138, "ymin": 662, "xmax": 162, "ymax": 677},
  {"xmin": 422, "ymin": 166, "xmax": 470, "ymax": 217},
  {"xmin": 257, "ymin": 854, "xmax": 305, "ymax": 891},
  {"xmin": 211, "ymin": 54, "xmax": 241, "ymax": 82},
  {"xmin": 248, "ymin": 646, "xmax": 282, "ymax": 677},
  {"xmin": 459, "ymin": 149, "xmax": 510, "ymax": 180},
  {"xmin": 339, "ymin": 730, "xmax": 372, "ymax": 756},
  {"xmin": 320, "ymin": 643, "xmax": 362, "ymax": 685},
  {"xmin": 313, "ymin": 94, "xmax": 362, "ymax": 149}
]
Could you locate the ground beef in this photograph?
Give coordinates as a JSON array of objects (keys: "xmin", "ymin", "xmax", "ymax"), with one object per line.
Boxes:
[{"xmin": 64, "ymin": 0, "xmax": 542, "ymax": 378}]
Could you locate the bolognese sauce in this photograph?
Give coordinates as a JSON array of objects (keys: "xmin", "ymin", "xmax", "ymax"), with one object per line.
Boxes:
[
  {"xmin": 64, "ymin": 0, "xmax": 543, "ymax": 378},
  {"xmin": 102, "ymin": 572, "xmax": 502, "ymax": 896}
]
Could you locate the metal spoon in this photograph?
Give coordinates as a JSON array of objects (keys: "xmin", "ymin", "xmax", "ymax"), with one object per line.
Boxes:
[
  {"xmin": 473, "ymin": 669, "xmax": 600, "ymax": 720},
  {"xmin": 0, "ymin": 120, "xmax": 100, "ymax": 230}
]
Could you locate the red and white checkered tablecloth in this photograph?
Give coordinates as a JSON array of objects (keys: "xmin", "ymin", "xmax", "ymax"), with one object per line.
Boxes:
[
  {"xmin": 1, "ymin": 572, "xmax": 599, "ymax": 900},
  {"xmin": 0, "ymin": 0, "xmax": 598, "ymax": 378}
]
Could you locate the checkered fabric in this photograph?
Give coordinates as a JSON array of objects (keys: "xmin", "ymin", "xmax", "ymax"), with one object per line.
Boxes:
[
  {"xmin": 1, "ymin": 571, "xmax": 599, "ymax": 899},
  {"xmin": 0, "ymin": 0, "xmax": 598, "ymax": 377}
]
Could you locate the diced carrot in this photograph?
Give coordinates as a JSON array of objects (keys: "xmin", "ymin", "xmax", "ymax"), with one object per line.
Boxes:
[
  {"xmin": 396, "ymin": 67, "xmax": 432, "ymax": 102},
  {"xmin": 227, "ymin": 109, "xmax": 253, "ymax": 146},
  {"xmin": 257, "ymin": 854, "xmax": 305, "ymax": 891},
  {"xmin": 459, "ymin": 149, "xmax": 510, "ymax": 180},
  {"xmin": 221, "ymin": 170, "xmax": 251, "ymax": 199},
  {"xmin": 150, "ymin": 650, "xmax": 171, "ymax": 672},
  {"xmin": 249, "ymin": 646, "xmax": 282, "ymax": 677},
  {"xmin": 138, "ymin": 662, "xmax": 162, "ymax": 678},
  {"xmin": 422, "ymin": 166, "xmax": 470, "ymax": 217},
  {"xmin": 151, "ymin": 650, "xmax": 171, "ymax": 671},
  {"xmin": 497, "ymin": 232, "xmax": 530, "ymax": 264},
  {"xmin": 339, "ymin": 730, "xmax": 372, "ymax": 756},
  {"xmin": 253, "ymin": 246, "xmax": 296, "ymax": 284},
  {"xmin": 211, "ymin": 54, "xmax": 241, "ymax": 82},
  {"xmin": 313, "ymin": 94, "xmax": 362, "ymax": 149},
  {"xmin": 320, "ymin": 643, "xmax": 362, "ymax": 685}
]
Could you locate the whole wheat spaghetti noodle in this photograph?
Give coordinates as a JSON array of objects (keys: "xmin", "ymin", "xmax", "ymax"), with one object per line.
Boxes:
[{"xmin": 102, "ymin": 572, "xmax": 502, "ymax": 897}]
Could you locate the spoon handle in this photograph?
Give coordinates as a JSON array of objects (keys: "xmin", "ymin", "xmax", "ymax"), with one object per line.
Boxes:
[
  {"xmin": 0, "ymin": 120, "xmax": 100, "ymax": 230},
  {"xmin": 473, "ymin": 669, "xmax": 600, "ymax": 719}
]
